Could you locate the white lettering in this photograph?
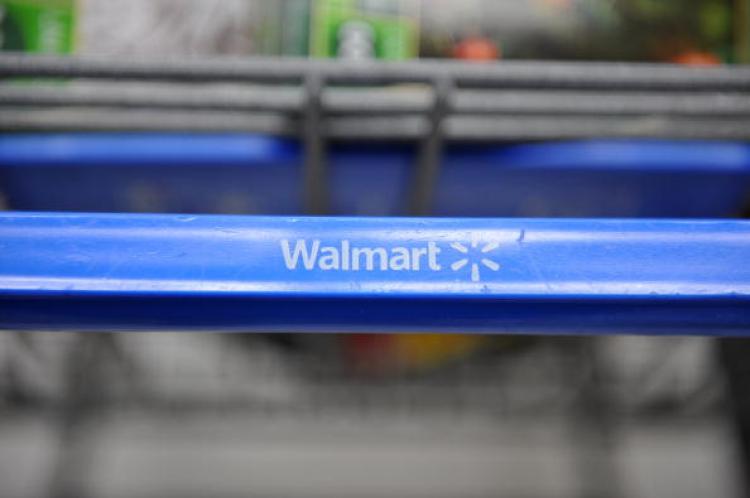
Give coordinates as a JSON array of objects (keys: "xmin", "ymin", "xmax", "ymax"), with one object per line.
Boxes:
[
  {"xmin": 279, "ymin": 238, "xmax": 486, "ymax": 276},
  {"xmin": 428, "ymin": 242, "xmax": 441, "ymax": 270},
  {"xmin": 389, "ymin": 247, "xmax": 410, "ymax": 270},
  {"xmin": 318, "ymin": 246, "xmax": 340, "ymax": 270},
  {"xmin": 352, "ymin": 247, "xmax": 388, "ymax": 271},
  {"xmin": 280, "ymin": 239, "xmax": 320, "ymax": 270},
  {"xmin": 411, "ymin": 247, "xmax": 427, "ymax": 270}
]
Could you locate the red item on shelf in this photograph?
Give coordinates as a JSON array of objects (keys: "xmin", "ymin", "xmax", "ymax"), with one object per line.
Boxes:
[
  {"xmin": 453, "ymin": 37, "xmax": 500, "ymax": 61},
  {"xmin": 671, "ymin": 51, "xmax": 721, "ymax": 66}
]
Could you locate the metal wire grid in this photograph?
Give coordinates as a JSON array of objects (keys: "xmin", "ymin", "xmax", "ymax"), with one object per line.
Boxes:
[
  {"xmin": 2, "ymin": 53, "xmax": 750, "ymax": 213},
  {"xmin": 0, "ymin": 331, "xmax": 726, "ymax": 498}
]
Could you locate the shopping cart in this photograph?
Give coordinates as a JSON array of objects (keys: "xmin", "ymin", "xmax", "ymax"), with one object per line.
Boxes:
[
  {"xmin": 0, "ymin": 54, "xmax": 749, "ymax": 498},
  {"xmin": 0, "ymin": 53, "xmax": 748, "ymax": 334}
]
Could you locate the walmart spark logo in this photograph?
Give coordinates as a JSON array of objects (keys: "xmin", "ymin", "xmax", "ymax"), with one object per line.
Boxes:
[{"xmin": 449, "ymin": 237, "xmax": 501, "ymax": 282}]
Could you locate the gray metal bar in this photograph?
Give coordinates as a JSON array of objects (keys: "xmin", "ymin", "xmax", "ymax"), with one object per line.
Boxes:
[
  {"xmin": 325, "ymin": 116, "xmax": 427, "ymax": 139},
  {"xmin": 3, "ymin": 83, "xmax": 750, "ymax": 117},
  {"xmin": 445, "ymin": 115, "xmax": 750, "ymax": 141},
  {"xmin": 323, "ymin": 86, "xmax": 434, "ymax": 113},
  {"xmin": 0, "ymin": 83, "xmax": 432, "ymax": 114},
  {"xmin": 2, "ymin": 53, "xmax": 750, "ymax": 90},
  {"xmin": 303, "ymin": 73, "xmax": 328, "ymax": 214},
  {"xmin": 410, "ymin": 77, "xmax": 451, "ymax": 216},
  {"xmin": 1, "ymin": 108, "xmax": 748, "ymax": 141},
  {"xmin": 0, "ymin": 82, "xmax": 304, "ymax": 112},
  {"xmin": 0, "ymin": 107, "xmax": 297, "ymax": 135},
  {"xmin": 452, "ymin": 89, "xmax": 750, "ymax": 116}
]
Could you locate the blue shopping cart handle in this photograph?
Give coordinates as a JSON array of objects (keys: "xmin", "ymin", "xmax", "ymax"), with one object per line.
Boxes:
[{"xmin": 0, "ymin": 213, "xmax": 748, "ymax": 335}]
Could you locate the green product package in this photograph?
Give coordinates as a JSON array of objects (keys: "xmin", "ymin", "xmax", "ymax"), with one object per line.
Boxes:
[
  {"xmin": 311, "ymin": 0, "xmax": 418, "ymax": 60},
  {"xmin": 0, "ymin": 0, "xmax": 76, "ymax": 53}
]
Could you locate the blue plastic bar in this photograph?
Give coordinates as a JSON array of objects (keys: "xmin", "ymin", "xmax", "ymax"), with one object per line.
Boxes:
[
  {"xmin": 0, "ymin": 213, "xmax": 748, "ymax": 335},
  {"xmin": 3, "ymin": 135, "xmax": 750, "ymax": 217}
]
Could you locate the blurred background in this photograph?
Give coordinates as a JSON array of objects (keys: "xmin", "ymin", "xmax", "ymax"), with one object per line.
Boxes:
[
  {"xmin": 1, "ymin": 0, "xmax": 748, "ymax": 61},
  {"xmin": 1, "ymin": 1, "xmax": 750, "ymax": 497}
]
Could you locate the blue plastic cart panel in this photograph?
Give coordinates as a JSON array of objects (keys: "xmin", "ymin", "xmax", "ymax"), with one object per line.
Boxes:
[
  {"xmin": 1, "ymin": 213, "xmax": 748, "ymax": 335},
  {"xmin": 436, "ymin": 140, "xmax": 750, "ymax": 217},
  {"xmin": 0, "ymin": 134, "xmax": 412, "ymax": 216},
  {"xmin": 2, "ymin": 134, "xmax": 749, "ymax": 217}
]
